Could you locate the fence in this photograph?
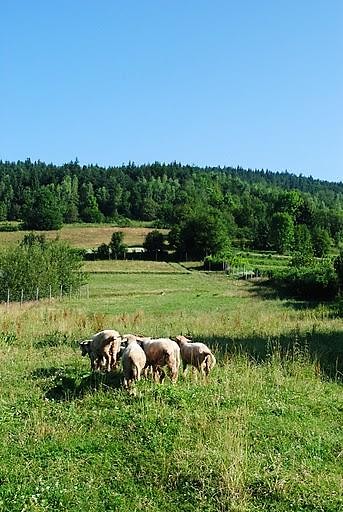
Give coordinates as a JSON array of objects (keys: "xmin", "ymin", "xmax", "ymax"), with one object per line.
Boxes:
[{"xmin": 2, "ymin": 284, "xmax": 90, "ymax": 307}]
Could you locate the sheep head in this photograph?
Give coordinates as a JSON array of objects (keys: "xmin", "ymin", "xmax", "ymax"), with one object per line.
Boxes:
[
  {"xmin": 174, "ymin": 335, "xmax": 191, "ymax": 346},
  {"xmin": 79, "ymin": 340, "xmax": 91, "ymax": 356}
]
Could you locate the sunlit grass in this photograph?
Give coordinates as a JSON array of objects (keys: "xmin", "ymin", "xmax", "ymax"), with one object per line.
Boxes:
[
  {"xmin": 0, "ymin": 262, "xmax": 342, "ymax": 511},
  {"xmin": 0, "ymin": 224, "xmax": 167, "ymax": 249}
]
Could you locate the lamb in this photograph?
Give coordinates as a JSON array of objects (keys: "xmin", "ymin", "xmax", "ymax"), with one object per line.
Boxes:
[
  {"xmin": 139, "ymin": 337, "xmax": 181, "ymax": 384},
  {"xmin": 121, "ymin": 335, "xmax": 147, "ymax": 391},
  {"xmin": 174, "ymin": 335, "xmax": 216, "ymax": 376},
  {"xmin": 79, "ymin": 329, "xmax": 122, "ymax": 372}
]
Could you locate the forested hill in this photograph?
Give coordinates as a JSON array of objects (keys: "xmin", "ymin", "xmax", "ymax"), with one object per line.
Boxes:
[{"xmin": 0, "ymin": 159, "xmax": 342, "ymax": 250}]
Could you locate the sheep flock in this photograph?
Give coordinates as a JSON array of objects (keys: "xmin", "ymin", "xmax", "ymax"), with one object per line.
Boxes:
[{"xmin": 79, "ymin": 329, "xmax": 216, "ymax": 392}]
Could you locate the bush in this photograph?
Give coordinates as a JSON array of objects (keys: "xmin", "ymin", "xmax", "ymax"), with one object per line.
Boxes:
[
  {"xmin": 203, "ymin": 250, "xmax": 233, "ymax": 271},
  {"xmin": 0, "ymin": 238, "xmax": 87, "ymax": 302},
  {"xmin": 0, "ymin": 222, "xmax": 20, "ymax": 232},
  {"xmin": 272, "ymin": 260, "xmax": 338, "ymax": 300},
  {"xmin": 97, "ymin": 243, "xmax": 111, "ymax": 260}
]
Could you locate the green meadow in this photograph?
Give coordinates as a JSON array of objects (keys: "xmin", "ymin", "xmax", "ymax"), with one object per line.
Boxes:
[{"xmin": 0, "ymin": 261, "xmax": 342, "ymax": 511}]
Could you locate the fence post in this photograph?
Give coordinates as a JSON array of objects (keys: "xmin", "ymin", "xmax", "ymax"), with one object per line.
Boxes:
[
  {"xmin": 87, "ymin": 284, "xmax": 90, "ymax": 299},
  {"xmin": 7, "ymin": 289, "xmax": 10, "ymax": 308},
  {"xmin": 49, "ymin": 285, "xmax": 52, "ymax": 301},
  {"xmin": 60, "ymin": 284, "xmax": 63, "ymax": 298},
  {"xmin": 36, "ymin": 287, "xmax": 39, "ymax": 301},
  {"xmin": 20, "ymin": 289, "xmax": 24, "ymax": 306}
]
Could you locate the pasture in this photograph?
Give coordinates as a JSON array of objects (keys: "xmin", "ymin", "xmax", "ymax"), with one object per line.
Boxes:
[{"xmin": 0, "ymin": 261, "xmax": 342, "ymax": 511}]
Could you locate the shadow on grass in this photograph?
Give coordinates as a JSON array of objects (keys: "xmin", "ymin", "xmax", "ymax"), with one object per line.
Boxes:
[
  {"xmin": 248, "ymin": 279, "xmax": 321, "ymax": 308},
  {"xmin": 249, "ymin": 280, "xmax": 343, "ymax": 317},
  {"xmin": 32, "ymin": 367, "xmax": 123, "ymax": 401},
  {"xmin": 199, "ymin": 330, "xmax": 343, "ymax": 382}
]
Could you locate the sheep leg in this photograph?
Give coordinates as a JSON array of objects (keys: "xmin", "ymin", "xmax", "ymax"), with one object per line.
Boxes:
[
  {"xmin": 103, "ymin": 352, "xmax": 111, "ymax": 372},
  {"xmin": 96, "ymin": 355, "xmax": 105, "ymax": 371},
  {"xmin": 169, "ymin": 365, "xmax": 178, "ymax": 384},
  {"xmin": 157, "ymin": 367, "xmax": 165, "ymax": 384},
  {"xmin": 133, "ymin": 364, "xmax": 140, "ymax": 382},
  {"xmin": 90, "ymin": 354, "xmax": 96, "ymax": 371},
  {"xmin": 110, "ymin": 351, "xmax": 118, "ymax": 371}
]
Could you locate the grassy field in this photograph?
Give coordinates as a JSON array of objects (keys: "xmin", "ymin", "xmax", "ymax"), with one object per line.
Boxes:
[
  {"xmin": 0, "ymin": 223, "xmax": 167, "ymax": 249},
  {"xmin": 83, "ymin": 260, "xmax": 189, "ymax": 274},
  {"xmin": 0, "ymin": 261, "xmax": 342, "ymax": 511}
]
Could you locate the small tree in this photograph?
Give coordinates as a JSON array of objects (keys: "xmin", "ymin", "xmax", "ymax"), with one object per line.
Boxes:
[
  {"xmin": 109, "ymin": 232, "xmax": 127, "ymax": 259},
  {"xmin": 143, "ymin": 230, "xmax": 166, "ymax": 260}
]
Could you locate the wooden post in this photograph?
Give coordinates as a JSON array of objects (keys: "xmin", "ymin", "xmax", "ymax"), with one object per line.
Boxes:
[
  {"xmin": 20, "ymin": 289, "xmax": 24, "ymax": 306},
  {"xmin": 36, "ymin": 287, "xmax": 39, "ymax": 301},
  {"xmin": 49, "ymin": 285, "xmax": 52, "ymax": 301},
  {"xmin": 7, "ymin": 289, "xmax": 10, "ymax": 308}
]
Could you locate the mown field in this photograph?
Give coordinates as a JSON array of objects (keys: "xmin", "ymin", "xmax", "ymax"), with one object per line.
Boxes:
[
  {"xmin": 0, "ymin": 223, "xmax": 166, "ymax": 249},
  {"xmin": 0, "ymin": 261, "xmax": 342, "ymax": 511}
]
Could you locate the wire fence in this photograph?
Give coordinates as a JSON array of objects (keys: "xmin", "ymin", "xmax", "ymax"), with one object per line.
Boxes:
[{"xmin": 2, "ymin": 284, "xmax": 90, "ymax": 307}]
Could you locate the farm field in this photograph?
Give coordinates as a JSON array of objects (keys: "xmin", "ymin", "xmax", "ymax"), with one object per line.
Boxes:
[
  {"xmin": 0, "ymin": 223, "xmax": 166, "ymax": 250},
  {"xmin": 0, "ymin": 261, "xmax": 342, "ymax": 511},
  {"xmin": 83, "ymin": 260, "xmax": 189, "ymax": 274}
]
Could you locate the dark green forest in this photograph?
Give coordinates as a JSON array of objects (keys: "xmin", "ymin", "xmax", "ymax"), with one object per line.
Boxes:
[{"xmin": 0, "ymin": 159, "xmax": 342, "ymax": 253}]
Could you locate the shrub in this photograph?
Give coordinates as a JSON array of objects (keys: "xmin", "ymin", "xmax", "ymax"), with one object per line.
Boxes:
[
  {"xmin": 0, "ymin": 222, "xmax": 20, "ymax": 232},
  {"xmin": 0, "ymin": 238, "xmax": 87, "ymax": 302},
  {"xmin": 97, "ymin": 243, "xmax": 111, "ymax": 260},
  {"xmin": 203, "ymin": 250, "xmax": 233, "ymax": 271},
  {"xmin": 272, "ymin": 260, "xmax": 338, "ymax": 300}
]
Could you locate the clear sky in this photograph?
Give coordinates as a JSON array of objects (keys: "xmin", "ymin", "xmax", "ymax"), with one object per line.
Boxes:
[{"xmin": 1, "ymin": 0, "xmax": 342, "ymax": 182}]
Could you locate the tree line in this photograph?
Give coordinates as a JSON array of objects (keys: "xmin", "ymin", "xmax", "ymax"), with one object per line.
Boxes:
[{"xmin": 0, "ymin": 159, "xmax": 342, "ymax": 254}]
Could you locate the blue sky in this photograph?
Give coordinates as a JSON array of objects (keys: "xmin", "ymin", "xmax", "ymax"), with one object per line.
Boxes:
[{"xmin": 1, "ymin": 0, "xmax": 342, "ymax": 182}]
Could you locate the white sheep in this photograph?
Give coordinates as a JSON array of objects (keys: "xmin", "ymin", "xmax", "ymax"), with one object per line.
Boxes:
[
  {"xmin": 139, "ymin": 337, "xmax": 181, "ymax": 384},
  {"xmin": 174, "ymin": 335, "xmax": 216, "ymax": 376},
  {"xmin": 79, "ymin": 329, "xmax": 121, "ymax": 372},
  {"xmin": 121, "ymin": 335, "xmax": 147, "ymax": 391}
]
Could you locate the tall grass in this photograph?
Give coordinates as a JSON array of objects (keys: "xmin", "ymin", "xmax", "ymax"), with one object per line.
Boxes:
[{"xmin": 0, "ymin": 264, "xmax": 342, "ymax": 511}]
